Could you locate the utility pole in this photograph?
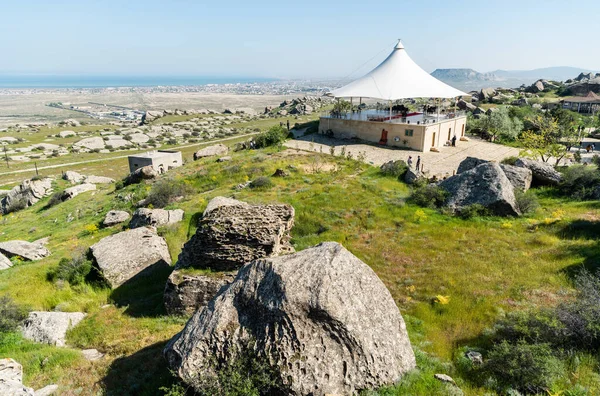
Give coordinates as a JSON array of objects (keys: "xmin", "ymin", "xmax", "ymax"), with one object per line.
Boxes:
[
  {"xmin": 3, "ymin": 146, "xmax": 8, "ymax": 169},
  {"xmin": 34, "ymin": 162, "xmax": 39, "ymax": 177}
]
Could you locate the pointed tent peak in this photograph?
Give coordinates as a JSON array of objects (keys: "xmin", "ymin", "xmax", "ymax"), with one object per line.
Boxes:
[{"xmin": 395, "ymin": 40, "xmax": 404, "ymax": 50}]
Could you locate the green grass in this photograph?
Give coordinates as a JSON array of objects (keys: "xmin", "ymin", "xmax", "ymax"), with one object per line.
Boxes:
[{"xmin": 1, "ymin": 142, "xmax": 600, "ymax": 394}]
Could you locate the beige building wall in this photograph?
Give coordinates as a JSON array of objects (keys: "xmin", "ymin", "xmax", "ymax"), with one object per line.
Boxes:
[{"xmin": 319, "ymin": 116, "xmax": 467, "ymax": 153}]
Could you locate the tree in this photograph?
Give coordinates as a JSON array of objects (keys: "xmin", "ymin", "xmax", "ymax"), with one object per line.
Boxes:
[
  {"xmin": 330, "ymin": 100, "xmax": 352, "ymax": 117},
  {"xmin": 520, "ymin": 114, "xmax": 578, "ymax": 165},
  {"xmin": 479, "ymin": 107, "xmax": 523, "ymax": 142}
]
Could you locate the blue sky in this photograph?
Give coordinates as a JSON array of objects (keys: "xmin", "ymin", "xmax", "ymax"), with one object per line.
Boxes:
[{"xmin": 0, "ymin": 0, "xmax": 597, "ymax": 78}]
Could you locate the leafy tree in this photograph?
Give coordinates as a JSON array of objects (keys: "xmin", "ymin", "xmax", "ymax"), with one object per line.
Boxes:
[
  {"xmin": 478, "ymin": 107, "xmax": 523, "ymax": 142},
  {"xmin": 520, "ymin": 113, "xmax": 578, "ymax": 165},
  {"xmin": 330, "ymin": 100, "xmax": 352, "ymax": 116}
]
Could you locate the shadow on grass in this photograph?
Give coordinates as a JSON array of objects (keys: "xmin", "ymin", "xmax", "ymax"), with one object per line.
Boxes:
[
  {"xmin": 555, "ymin": 219, "xmax": 600, "ymax": 240},
  {"xmin": 110, "ymin": 263, "xmax": 173, "ymax": 318},
  {"xmin": 551, "ymin": 218, "xmax": 600, "ymax": 281},
  {"xmin": 101, "ymin": 340, "xmax": 183, "ymax": 396}
]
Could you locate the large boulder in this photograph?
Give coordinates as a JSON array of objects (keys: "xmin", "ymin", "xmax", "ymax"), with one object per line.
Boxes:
[
  {"xmin": 164, "ymin": 270, "xmax": 235, "ymax": 316},
  {"xmin": 515, "ymin": 158, "xmax": 562, "ymax": 186},
  {"xmin": 193, "ymin": 144, "xmax": 228, "ymax": 160},
  {"xmin": 439, "ymin": 162, "xmax": 521, "ymax": 216},
  {"xmin": 0, "ymin": 358, "xmax": 35, "ymax": 395},
  {"xmin": 479, "ymin": 87, "xmax": 497, "ymax": 100},
  {"xmin": 500, "ymin": 164, "xmax": 532, "ymax": 192},
  {"xmin": 102, "ymin": 210, "xmax": 130, "ymax": 226},
  {"xmin": 456, "ymin": 157, "xmax": 488, "ymax": 174},
  {"xmin": 165, "ymin": 242, "xmax": 416, "ymax": 395},
  {"xmin": 124, "ymin": 165, "xmax": 158, "ymax": 185},
  {"xmin": 61, "ymin": 183, "xmax": 96, "ymax": 201},
  {"xmin": 129, "ymin": 208, "xmax": 185, "ymax": 229},
  {"xmin": 0, "ymin": 178, "xmax": 53, "ymax": 214},
  {"xmin": 0, "ymin": 240, "xmax": 50, "ymax": 261},
  {"xmin": 21, "ymin": 312, "xmax": 86, "ymax": 347},
  {"xmin": 404, "ymin": 167, "xmax": 425, "ymax": 184},
  {"xmin": 0, "ymin": 252, "xmax": 12, "ymax": 270},
  {"xmin": 73, "ymin": 137, "xmax": 105, "ymax": 151},
  {"xmin": 84, "ymin": 175, "xmax": 115, "ymax": 184},
  {"xmin": 176, "ymin": 197, "xmax": 295, "ymax": 271},
  {"xmin": 90, "ymin": 227, "xmax": 171, "ymax": 288},
  {"xmin": 142, "ymin": 110, "xmax": 165, "ymax": 124},
  {"xmin": 63, "ymin": 170, "xmax": 85, "ymax": 184}
]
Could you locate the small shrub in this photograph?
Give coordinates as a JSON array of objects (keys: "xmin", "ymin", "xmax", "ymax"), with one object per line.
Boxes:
[
  {"xmin": 253, "ymin": 126, "xmax": 287, "ymax": 148},
  {"xmin": 515, "ymin": 189, "xmax": 539, "ymax": 215},
  {"xmin": 3, "ymin": 197, "xmax": 28, "ymax": 214},
  {"xmin": 559, "ymin": 165, "xmax": 600, "ymax": 200},
  {"xmin": 47, "ymin": 255, "xmax": 93, "ymax": 286},
  {"xmin": 501, "ymin": 156, "xmax": 519, "ymax": 166},
  {"xmin": 0, "ymin": 295, "xmax": 28, "ymax": 333},
  {"xmin": 145, "ymin": 179, "xmax": 193, "ymax": 208},
  {"xmin": 249, "ymin": 176, "xmax": 272, "ymax": 189},
  {"xmin": 410, "ymin": 185, "xmax": 448, "ymax": 209},
  {"xmin": 380, "ymin": 160, "xmax": 408, "ymax": 178},
  {"xmin": 45, "ymin": 192, "xmax": 64, "ymax": 209}
]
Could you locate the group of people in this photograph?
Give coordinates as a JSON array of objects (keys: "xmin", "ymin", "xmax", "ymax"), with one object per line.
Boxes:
[
  {"xmin": 580, "ymin": 141, "xmax": 596, "ymax": 153},
  {"xmin": 407, "ymin": 155, "xmax": 421, "ymax": 171},
  {"xmin": 445, "ymin": 135, "xmax": 458, "ymax": 147}
]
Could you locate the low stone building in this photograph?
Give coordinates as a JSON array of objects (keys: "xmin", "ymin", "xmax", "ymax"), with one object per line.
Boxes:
[{"xmin": 127, "ymin": 150, "xmax": 182, "ymax": 174}]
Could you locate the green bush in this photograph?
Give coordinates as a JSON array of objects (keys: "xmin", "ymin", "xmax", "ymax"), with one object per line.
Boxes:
[
  {"xmin": 410, "ymin": 185, "xmax": 448, "ymax": 209},
  {"xmin": 3, "ymin": 197, "xmax": 28, "ymax": 214},
  {"xmin": 501, "ymin": 156, "xmax": 519, "ymax": 166},
  {"xmin": 0, "ymin": 295, "xmax": 28, "ymax": 333},
  {"xmin": 457, "ymin": 204, "xmax": 489, "ymax": 219},
  {"xmin": 47, "ymin": 255, "xmax": 93, "ymax": 286},
  {"xmin": 249, "ymin": 176, "xmax": 273, "ymax": 189},
  {"xmin": 482, "ymin": 340, "xmax": 562, "ymax": 394},
  {"xmin": 253, "ymin": 126, "xmax": 288, "ymax": 148},
  {"xmin": 45, "ymin": 192, "xmax": 63, "ymax": 209},
  {"xmin": 145, "ymin": 179, "xmax": 193, "ymax": 208},
  {"xmin": 515, "ymin": 189, "xmax": 539, "ymax": 215},
  {"xmin": 558, "ymin": 165, "xmax": 600, "ymax": 200},
  {"xmin": 380, "ymin": 160, "xmax": 408, "ymax": 178}
]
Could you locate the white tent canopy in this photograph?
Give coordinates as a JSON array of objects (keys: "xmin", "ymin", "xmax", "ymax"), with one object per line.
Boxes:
[{"xmin": 328, "ymin": 41, "xmax": 466, "ymax": 101}]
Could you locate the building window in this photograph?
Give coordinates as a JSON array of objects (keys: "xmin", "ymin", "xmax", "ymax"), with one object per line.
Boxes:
[{"xmin": 405, "ymin": 129, "xmax": 414, "ymax": 137}]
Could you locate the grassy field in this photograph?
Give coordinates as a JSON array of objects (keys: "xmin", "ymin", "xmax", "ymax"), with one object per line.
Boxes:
[{"xmin": 1, "ymin": 141, "xmax": 599, "ymax": 394}]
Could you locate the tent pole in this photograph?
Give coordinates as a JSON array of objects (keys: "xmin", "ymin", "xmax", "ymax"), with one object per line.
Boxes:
[{"xmin": 389, "ymin": 101, "xmax": 392, "ymax": 122}]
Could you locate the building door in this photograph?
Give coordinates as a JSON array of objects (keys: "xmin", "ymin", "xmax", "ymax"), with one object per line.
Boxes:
[
  {"xmin": 461, "ymin": 124, "xmax": 465, "ymax": 137},
  {"xmin": 448, "ymin": 129, "xmax": 451, "ymax": 140},
  {"xmin": 432, "ymin": 132, "xmax": 436, "ymax": 147}
]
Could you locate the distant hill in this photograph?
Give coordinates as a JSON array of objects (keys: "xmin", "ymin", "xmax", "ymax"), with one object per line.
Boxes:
[{"xmin": 431, "ymin": 66, "xmax": 597, "ymax": 91}]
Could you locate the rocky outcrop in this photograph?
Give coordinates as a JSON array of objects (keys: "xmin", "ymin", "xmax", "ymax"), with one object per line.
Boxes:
[
  {"xmin": 439, "ymin": 162, "xmax": 520, "ymax": 216},
  {"xmin": 0, "ymin": 252, "xmax": 12, "ymax": 270},
  {"xmin": 165, "ymin": 242, "xmax": 416, "ymax": 395},
  {"xmin": 193, "ymin": 144, "xmax": 229, "ymax": 160},
  {"xmin": 58, "ymin": 130, "xmax": 76, "ymax": 138},
  {"xmin": 176, "ymin": 197, "xmax": 294, "ymax": 271},
  {"xmin": 515, "ymin": 158, "xmax": 562, "ymax": 186},
  {"xmin": 90, "ymin": 227, "xmax": 171, "ymax": 288},
  {"xmin": 103, "ymin": 210, "xmax": 130, "ymax": 226},
  {"xmin": 456, "ymin": 157, "xmax": 488, "ymax": 174},
  {"xmin": 63, "ymin": 171, "xmax": 85, "ymax": 184},
  {"xmin": 61, "ymin": 183, "xmax": 96, "ymax": 201},
  {"xmin": 73, "ymin": 137, "xmax": 105, "ymax": 151},
  {"xmin": 0, "ymin": 178, "xmax": 53, "ymax": 214},
  {"xmin": 21, "ymin": 311, "xmax": 87, "ymax": 347},
  {"xmin": 0, "ymin": 240, "xmax": 50, "ymax": 261},
  {"xmin": 85, "ymin": 175, "xmax": 115, "ymax": 184},
  {"xmin": 404, "ymin": 168, "xmax": 425, "ymax": 184},
  {"xmin": 479, "ymin": 87, "xmax": 497, "ymax": 100},
  {"xmin": 457, "ymin": 99, "xmax": 477, "ymax": 112},
  {"xmin": 142, "ymin": 110, "xmax": 165, "ymax": 124},
  {"xmin": 129, "ymin": 208, "xmax": 185, "ymax": 229},
  {"xmin": 164, "ymin": 270, "xmax": 235, "ymax": 316},
  {"xmin": 0, "ymin": 358, "xmax": 35, "ymax": 395},
  {"xmin": 124, "ymin": 165, "xmax": 158, "ymax": 185},
  {"xmin": 500, "ymin": 164, "xmax": 532, "ymax": 192}
]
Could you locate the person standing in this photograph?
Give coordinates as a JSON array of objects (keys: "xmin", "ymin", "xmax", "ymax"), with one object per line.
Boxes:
[
  {"xmin": 451, "ymin": 135, "xmax": 457, "ymax": 147},
  {"xmin": 286, "ymin": 120, "xmax": 290, "ymax": 131},
  {"xmin": 416, "ymin": 155, "xmax": 421, "ymax": 171},
  {"xmin": 407, "ymin": 156, "xmax": 413, "ymax": 168}
]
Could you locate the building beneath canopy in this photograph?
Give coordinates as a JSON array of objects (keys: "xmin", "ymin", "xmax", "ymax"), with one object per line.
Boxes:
[
  {"xmin": 320, "ymin": 41, "xmax": 467, "ymax": 152},
  {"xmin": 561, "ymin": 91, "xmax": 600, "ymax": 114}
]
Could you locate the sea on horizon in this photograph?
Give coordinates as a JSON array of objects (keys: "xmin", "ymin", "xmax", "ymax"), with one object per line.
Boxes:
[{"xmin": 0, "ymin": 75, "xmax": 276, "ymax": 89}]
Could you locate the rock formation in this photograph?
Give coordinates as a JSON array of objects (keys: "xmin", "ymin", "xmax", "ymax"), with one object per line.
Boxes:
[
  {"xmin": 515, "ymin": 158, "xmax": 562, "ymax": 186},
  {"xmin": 0, "ymin": 178, "xmax": 53, "ymax": 214},
  {"xmin": 164, "ymin": 271, "xmax": 235, "ymax": 316},
  {"xmin": 0, "ymin": 252, "xmax": 12, "ymax": 270},
  {"xmin": 61, "ymin": 183, "xmax": 96, "ymax": 201},
  {"xmin": 63, "ymin": 171, "xmax": 85, "ymax": 184},
  {"xmin": 0, "ymin": 358, "xmax": 35, "ymax": 395},
  {"xmin": 85, "ymin": 175, "xmax": 115, "ymax": 184},
  {"xmin": 439, "ymin": 162, "xmax": 520, "ymax": 216},
  {"xmin": 124, "ymin": 165, "xmax": 158, "ymax": 185},
  {"xmin": 21, "ymin": 311, "xmax": 87, "ymax": 347},
  {"xmin": 176, "ymin": 197, "xmax": 294, "ymax": 271},
  {"xmin": 456, "ymin": 157, "xmax": 532, "ymax": 192},
  {"xmin": 102, "ymin": 210, "xmax": 130, "ymax": 226},
  {"xmin": 90, "ymin": 227, "xmax": 171, "ymax": 288},
  {"xmin": 193, "ymin": 144, "xmax": 229, "ymax": 160},
  {"xmin": 0, "ymin": 240, "xmax": 50, "ymax": 261},
  {"xmin": 129, "ymin": 208, "xmax": 185, "ymax": 229},
  {"xmin": 164, "ymin": 242, "xmax": 416, "ymax": 395}
]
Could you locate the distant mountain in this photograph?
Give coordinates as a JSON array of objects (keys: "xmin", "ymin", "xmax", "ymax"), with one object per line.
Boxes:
[{"xmin": 431, "ymin": 66, "xmax": 597, "ymax": 91}]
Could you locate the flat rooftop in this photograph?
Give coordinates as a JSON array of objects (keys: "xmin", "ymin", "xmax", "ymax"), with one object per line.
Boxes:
[
  {"xmin": 321, "ymin": 109, "xmax": 466, "ymax": 125},
  {"xmin": 129, "ymin": 150, "xmax": 180, "ymax": 159}
]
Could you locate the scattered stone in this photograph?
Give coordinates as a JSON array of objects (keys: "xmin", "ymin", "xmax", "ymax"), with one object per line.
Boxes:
[
  {"xmin": 216, "ymin": 156, "xmax": 232, "ymax": 162},
  {"xmin": 73, "ymin": 137, "xmax": 105, "ymax": 151},
  {"xmin": 81, "ymin": 349, "xmax": 104, "ymax": 362},
  {"xmin": 235, "ymin": 181, "xmax": 251, "ymax": 190},
  {"xmin": 58, "ymin": 130, "xmax": 76, "ymax": 138},
  {"xmin": 0, "ymin": 252, "xmax": 12, "ymax": 270},
  {"xmin": 124, "ymin": 165, "xmax": 158, "ymax": 185},
  {"xmin": 165, "ymin": 242, "xmax": 416, "ymax": 395},
  {"xmin": 34, "ymin": 384, "xmax": 59, "ymax": 396},
  {"xmin": 0, "ymin": 178, "xmax": 53, "ymax": 214},
  {"xmin": 90, "ymin": 227, "xmax": 171, "ymax": 288},
  {"xmin": 61, "ymin": 183, "xmax": 96, "ymax": 201},
  {"xmin": 439, "ymin": 162, "xmax": 521, "ymax": 216},
  {"xmin": 176, "ymin": 197, "xmax": 294, "ymax": 271},
  {"xmin": 164, "ymin": 270, "xmax": 236, "ymax": 316},
  {"xmin": 103, "ymin": 210, "xmax": 130, "ymax": 226},
  {"xmin": 434, "ymin": 374, "xmax": 456, "ymax": 385},
  {"xmin": 272, "ymin": 168, "xmax": 289, "ymax": 177},
  {"xmin": 515, "ymin": 158, "xmax": 562, "ymax": 186},
  {"xmin": 193, "ymin": 144, "xmax": 228, "ymax": 160},
  {"xmin": 0, "ymin": 240, "xmax": 50, "ymax": 261},
  {"xmin": 465, "ymin": 350, "xmax": 483, "ymax": 365},
  {"xmin": 61, "ymin": 119, "xmax": 81, "ymax": 127},
  {"xmin": 0, "ymin": 358, "xmax": 35, "ymax": 395},
  {"xmin": 142, "ymin": 110, "xmax": 165, "ymax": 124},
  {"xmin": 129, "ymin": 208, "xmax": 185, "ymax": 229},
  {"xmin": 21, "ymin": 312, "xmax": 86, "ymax": 347},
  {"xmin": 63, "ymin": 170, "xmax": 85, "ymax": 184},
  {"xmin": 84, "ymin": 175, "xmax": 115, "ymax": 184}
]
